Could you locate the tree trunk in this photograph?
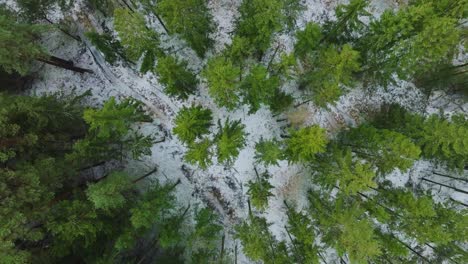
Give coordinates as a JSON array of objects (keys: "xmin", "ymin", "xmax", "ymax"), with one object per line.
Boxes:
[
  {"xmin": 431, "ymin": 171, "xmax": 468, "ymax": 183},
  {"xmin": 132, "ymin": 166, "xmax": 159, "ymax": 183},
  {"xmin": 37, "ymin": 57, "xmax": 93, "ymax": 74},
  {"xmin": 421, "ymin": 177, "xmax": 468, "ymax": 195}
]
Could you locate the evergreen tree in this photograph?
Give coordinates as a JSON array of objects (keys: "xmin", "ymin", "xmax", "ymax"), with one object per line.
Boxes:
[
  {"xmin": 284, "ymin": 203, "xmax": 320, "ymax": 264},
  {"xmin": 308, "ymin": 192, "xmax": 382, "ymax": 263},
  {"xmin": 235, "ymin": 215, "xmax": 289, "ymax": 263},
  {"xmin": 202, "ymin": 56, "xmax": 241, "ymax": 110},
  {"xmin": 155, "ymin": 55, "xmax": 198, "ymax": 100},
  {"xmin": 215, "ymin": 119, "xmax": 247, "ymax": 164},
  {"xmin": 235, "ymin": 0, "xmax": 285, "ymax": 57},
  {"xmin": 184, "ymin": 138, "xmax": 213, "ymax": 169},
  {"xmin": 155, "ymin": 0, "xmax": 214, "ymax": 57},
  {"xmin": 240, "ymin": 64, "xmax": 280, "ymax": 113},
  {"xmin": 246, "ymin": 170, "xmax": 274, "ymax": 211},
  {"xmin": 285, "ymin": 125, "xmax": 328, "ymax": 163},
  {"xmin": 313, "ymin": 146, "xmax": 377, "ymax": 195},
  {"xmin": 173, "ymin": 105, "xmax": 213, "ymax": 144},
  {"xmin": 361, "ymin": 2, "xmax": 461, "ymax": 85},
  {"xmin": 254, "ymin": 137, "xmax": 284, "ymax": 166},
  {"xmin": 294, "ymin": 22, "xmax": 322, "ymax": 59},
  {"xmin": 86, "ymin": 171, "xmax": 133, "ymax": 211},
  {"xmin": 113, "ymin": 8, "xmax": 161, "ymax": 68},
  {"xmin": 375, "ymin": 105, "xmax": 468, "ymax": 171},
  {"xmin": 282, "ymin": 0, "xmax": 305, "ymax": 31},
  {"xmin": 301, "ymin": 44, "xmax": 361, "ymax": 107},
  {"xmin": 186, "ymin": 207, "xmax": 224, "ymax": 263},
  {"xmin": 85, "ymin": 31, "xmax": 125, "ymax": 64},
  {"xmin": 0, "ymin": 8, "xmax": 47, "ymax": 75},
  {"xmin": 341, "ymin": 124, "xmax": 421, "ymax": 174}
]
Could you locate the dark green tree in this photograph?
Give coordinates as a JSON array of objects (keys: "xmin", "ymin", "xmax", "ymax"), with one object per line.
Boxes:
[
  {"xmin": 254, "ymin": 137, "xmax": 284, "ymax": 166},
  {"xmin": 184, "ymin": 138, "xmax": 213, "ymax": 169},
  {"xmin": 155, "ymin": 55, "xmax": 198, "ymax": 100},
  {"xmin": 173, "ymin": 105, "xmax": 213, "ymax": 144},
  {"xmin": 215, "ymin": 119, "xmax": 247, "ymax": 164},
  {"xmin": 246, "ymin": 170, "xmax": 274, "ymax": 211},
  {"xmin": 240, "ymin": 64, "xmax": 280, "ymax": 113},
  {"xmin": 285, "ymin": 125, "xmax": 328, "ymax": 163}
]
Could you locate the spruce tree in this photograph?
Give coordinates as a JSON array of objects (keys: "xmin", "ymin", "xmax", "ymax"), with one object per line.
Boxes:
[
  {"xmin": 173, "ymin": 105, "xmax": 213, "ymax": 144},
  {"xmin": 184, "ymin": 138, "xmax": 213, "ymax": 169},
  {"xmin": 155, "ymin": 55, "xmax": 198, "ymax": 100},
  {"xmin": 285, "ymin": 125, "xmax": 328, "ymax": 163},
  {"xmin": 361, "ymin": 2, "xmax": 461, "ymax": 85},
  {"xmin": 215, "ymin": 119, "xmax": 247, "ymax": 164},
  {"xmin": 85, "ymin": 31, "xmax": 125, "ymax": 64},
  {"xmin": 254, "ymin": 137, "xmax": 284, "ymax": 166},
  {"xmin": 202, "ymin": 56, "xmax": 241, "ymax": 110},
  {"xmin": 246, "ymin": 170, "xmax": 274, "ymax": 211},
  {"xmin": 86, "ymin": 171, "xmax": 133, "ymax": 211},
  {"xmin": 240, "ymin": 64, "xmax": 280, "ymax": 113},
  {"xmin": 235, "ymin": 0, "xmax": 285, "ymax": 57},
  {"xmin": 113, "ymin": 8, "xmax": 161, "ymax": 67},
  {"xmin": 155, "ymin": 0, "xmax": 214, "ymax": 57}
]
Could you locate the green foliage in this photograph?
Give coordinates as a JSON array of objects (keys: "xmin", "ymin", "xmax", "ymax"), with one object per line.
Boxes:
[
  {"xmin": 155, "ymin": 55, "xmax": 198, "ymax": 100},
  {"xmin": 202, "ymin": 56, "xmax": 241, "ymax": 110},
  {"xmin": 282, "ymin": 0, "xmax": 306, "ymax": 31},
  {"xmin": 86, "ymin": 171, "xmax": 132, "ymax": 211},
  {"xmin": 87, "ymin": 0, "xmax": 117, "ymax": 16},
  {"xmin": 362, "ymin": 3, "xmax": 461, "ymax": 85},
  {"xmin": 268, "ymin": 90, "xmax": 294, "ymax": 114},
  {"xmin": 285, "ymin": 125, "xmax": 328, "ymax": 163},
  {"xmin": 241, "ymin": 64, "xmax": 280, "ymax": 113},
  {"xmin": 375, "ymin": 105, "xmax": 468, "ymax": 171},
  {"xmin": 215, "ymin": 119, "xmax": 247, "ymax": 164},
  {"xmin": 113, "ymin": 8, "xmax": 160, "ymax": 63},
  {"xmin": 246, "ymin": 171, "xmax": 274, "ymax": 211},
  {"xmin": 285, "ymin": 205, "xmax": 320, "ymax": 264},
  {"xmin": 322, "ymin": 0, "xmax": 370, "ymax": 44},
  {"xmin": 173, "ymin": 105, "xmax": 212, "ymax": 144},
  {"xmin": 184, "ymin": 138, "xmax": 213, "ymax": 169},
  {"xmin": 186, "ymin": 208, "xmax": 223, "ymax": 263},
  {"xmin": 341, "ymin": 124, "xmax": 421, "ymax": 174},
  {"xmin": 294, "ymin": 22, "xmax": 322, "ymax": 58},
  {"xmin": 130, "ymin": 182, "xmax": 176, "ymax": 230},
  {"xmin": 254, "ymin": 138, "xmax": 284, "ymax": 166},
  {"xmin": 375, "ymin": 188, "xmax": 468, "ymax": 246},
  {"xmin": 155, "ymin": 0, "xmax": 214, "ymax": 57},
  {"xmin": 235, "ymin": 215, "xmax": 278, "ymax": 262},
  {"xmin": 0, "ymin": 8, "xmax": 47, "ymax": 75},
  {"xmin": 313, "ymin": 146, "xmax": 377, "ymax": 195},
  {"xmin": 17, "ymin": 0, "xmax": 72, "ymax": 21},
  {"xmin": 302, "ymin": 44, "xmax": 361, "ymax": 107},
  {"xmin": 85, "ymin": 31, "xmax": 124, "ymax": 64},
  {"xmin": 236, "ymin": 0, "xmax": 284, "ymax": 56}
]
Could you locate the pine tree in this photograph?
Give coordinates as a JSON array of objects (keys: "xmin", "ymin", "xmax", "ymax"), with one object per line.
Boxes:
[
  {"xmin": 86, "ymin": 171, "xmax": 133, "ymax": 211},
  {"xmin": 282, "ymin": 0, "xmax": 305, "ymax": 31},
  {"xmin": 246, "ymin": 170, "xmax": 274, "ymax": 211},
  {"xmin": 235, "ymin": 215, "xmax": 288, "ymax": 263},
  {"xmin": 301, "ymin": 44, "xmax": 361, "ymax": 107},
  {"xmin": 375, "ymin": 105, "xmax": 468, "ymax": 171},
  {"xmin": 285, "ymin": 125, "xmax": 328, "ymax": 163},
  {"xmin": 294, "ymin": 22, "xmax": 322, "ymax": 59},
  {"xmin": 313, "ymin": 146, "xmax": 377, "ymax": 195},
  {"xmin": 186, "ymin": 207, "xmax": 224, "ymax": 263},
  {"xmin": 113, "ymin": 8, "xmax": 161, "ymax": 66},
  {"xmin": 240, "ymin": 64, "xmax": 280, "ymax": 113},
  {"xmin": 155, "ymin": 0, "xmax": 214, "ymax": 57},
  {"xmin": 361, "ymin": 2, "xmax": 461, "ymax": 85},
  {"xmin": 308, "ymin": 192, "xmax": 382, "ymax": 263},
  {"xmin": 184, "ymin": 138, "xmax": 213, "ymax": 169},
  {"xmin": 254, "ymin": 137, "xmax": 284, "ymax": 166},
  {"xmin": 155, "ymin": 55, "xmax": 198, "ymax": 100},
  {"xmin": 322, "ymin": 0, "xmax": 370, "ymax": 44},
  {"xmin": 215, "ymin": 119, "xmax": 247, "ymax": 164},
  {"xmin": 284, "ymin": 202, "xmax": 320, "ymax": 264},
  {"xmin": 0, "ymin": 8, "xmax": 47, "ymax": 75},
  {"xmin": 85, "ymin": 31, "xmax": 125, "ymax": 64},
  {"xmin": 341, "ymin": 124, "xmax": 421, "ymax": 174},
  {"xmin": 173, "ymin": 105, "xmax": 213, "ymax": 144},
  {"xmin": 202, "ymin": 56, "xmax": 241, "ymax": 110},
  {"xmin": 235, "ymin": 0, "xmax": 285, "ymax": 58}
]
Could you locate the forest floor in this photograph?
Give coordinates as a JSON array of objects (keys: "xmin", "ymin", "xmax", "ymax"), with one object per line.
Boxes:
[{"xmin": 5, "ymin": 0, "xmax": 468, "ymax": 262}]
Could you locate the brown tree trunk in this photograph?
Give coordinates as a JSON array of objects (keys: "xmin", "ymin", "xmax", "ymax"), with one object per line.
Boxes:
[{"xmin": 37, "ymin": 56, "xmax": 93, "ymax": 74}]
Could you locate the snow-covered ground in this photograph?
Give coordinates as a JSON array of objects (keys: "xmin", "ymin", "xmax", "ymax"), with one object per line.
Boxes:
[{"xmin": 3, "ymin": 0, "xmax": 467, "ymax": 262}]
